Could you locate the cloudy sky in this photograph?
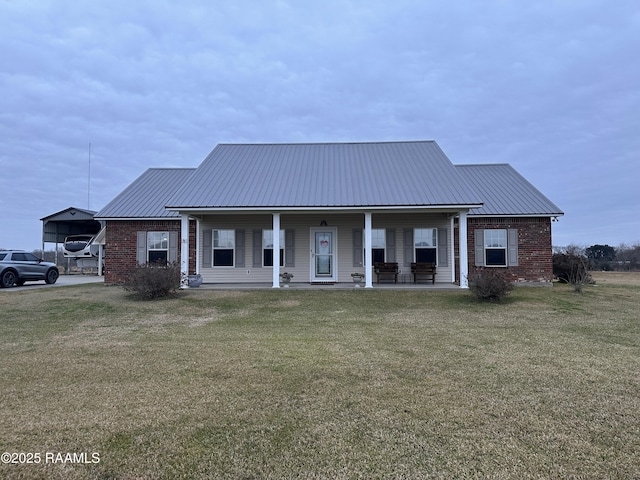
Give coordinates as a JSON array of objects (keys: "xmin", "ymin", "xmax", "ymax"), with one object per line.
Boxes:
[{"xmin": 1, "ymin": 0, "xmax": 638, "ymax": 251}]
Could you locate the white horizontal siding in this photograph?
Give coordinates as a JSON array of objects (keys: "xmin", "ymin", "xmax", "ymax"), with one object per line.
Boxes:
[{"xmin": 198, "ymin": 213, "xmax": 453, "ymax": 284}]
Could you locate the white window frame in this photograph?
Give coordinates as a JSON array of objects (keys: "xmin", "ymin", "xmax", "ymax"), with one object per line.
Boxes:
[
  {"xmin": 484, "ymin": 229, "xmax": 508, "ymax": 267},
  {"xmin": 213, "ymin": 229, "xmax": 235, "ymax": 267},
  {"xmin": 147, "ymin": 231, "xmax": 169, "ymax": 264},
  {"xmin": 263, "ymin": 229, "xmax": 285, "ymax": 267},
  {"xmin": 414, "ymin": 228, "xmax": 438, "ymax": 264}
]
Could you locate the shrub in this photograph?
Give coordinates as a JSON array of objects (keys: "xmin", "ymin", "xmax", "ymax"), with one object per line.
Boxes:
[
  {"xmin": 468, "ymin": 268, "xmax": 514, "ymax": 302},
  {"xmin": 123, "ymin": 262, "xmax": 181, "ymax": 300},
  {"xmin": 553, "ymin": 252, "xmax": 592, "ymax": 292}
]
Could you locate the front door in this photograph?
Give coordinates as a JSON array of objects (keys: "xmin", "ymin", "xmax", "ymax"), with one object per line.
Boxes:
[{"xmin": 310, "ymin": 228, "xmax": 337, "ymax": 282}]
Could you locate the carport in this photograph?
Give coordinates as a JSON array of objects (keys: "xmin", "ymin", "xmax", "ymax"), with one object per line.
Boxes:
[{"xmin": 40, "ymin": 207, "xmax": 103, "ymax": 272}]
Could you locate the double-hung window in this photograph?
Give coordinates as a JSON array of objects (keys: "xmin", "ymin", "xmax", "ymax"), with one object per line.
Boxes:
[
  {"xmin": 475, "ymin": 228, "xmax": 518, "ymax": 267},
  {"xmin": 147, "ymin": 232, "xmax": 169, "ymax": 264},
  {"xmin": 213, "ymin": 230, "xmax": 235, "ymax": 267},
  {"xmin": 414, "ymin": 228, "xmax": 437, "ymax": 263},
  {"xmin": 263, "ymin": 229, "xmax": 285, "ymax": 267},
  {"xmin": 371, "ymin": 228, "xmax": 386, "ymax": 265},
  {"xmin": 484, "ymin": 229, "xmax": 508, "ymax": 266}
]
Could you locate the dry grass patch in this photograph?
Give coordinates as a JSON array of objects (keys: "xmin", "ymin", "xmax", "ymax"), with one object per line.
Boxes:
[
  {"xmin": 1, "ymin": 280, "xmax": 639, "ymax": 479},
  {"xmin": 591, "ymin": 270, "xmax": 640, "ymax": 286}
]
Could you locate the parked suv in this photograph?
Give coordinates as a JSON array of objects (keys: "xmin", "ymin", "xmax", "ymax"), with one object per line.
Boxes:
[{"xmin": 0, "ymin": 250, "xmax": 59, "ymax": 288}]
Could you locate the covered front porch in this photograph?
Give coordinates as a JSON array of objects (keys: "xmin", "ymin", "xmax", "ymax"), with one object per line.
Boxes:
[
  {"xmin": 176, "ymin": 209, "xmax": 471, "ymax": 289},
  {"xmin": 191, "ymin": 281, "xmax": 462, "ymax": 291}
]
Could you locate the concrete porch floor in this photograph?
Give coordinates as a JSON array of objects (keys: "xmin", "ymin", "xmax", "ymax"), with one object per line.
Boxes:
[{"xmin": 192, "ymin": 282, "xmax": 463, "ymax": 291}]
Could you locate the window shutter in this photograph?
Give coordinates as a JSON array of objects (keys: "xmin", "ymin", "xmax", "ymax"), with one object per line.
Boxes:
[
  {"xmin": 403, "ymin": 228, "xmax": 413, "ymax": 267},
  {"xmin": 352, "ymin": 229, "xmax": 363, "ymax": 267},
  {"xmin": 136, "ymin": 231, "xmax": 147, "ymax": 265},
  {"xmin": 438, "ymin": 228, "xmax": 448, "ymax": 266},
  {"xmin": 252, "ymin": 230, "xmax": 262, "ymax": 268},
  {"xmin": 508, "ymin": 229, "xmax": 519, "ymax": 266},
  {"xmin": 235, "ymin": 229, "xmax": 245, "ymax": 267},
  {"xmin": 285, "ymin": 229, "xmax": 295, "ymax": 267},
  {"xmin": 474, "ymin": 229, "xmax": 485, "ymax": 267},
  {"xmin": 386, "ymin": 229, "xmax": 396, "ymax": 262},
  {"xmin": 168, "ymin": 232, "xmax": 178, "ymax": 263},
  {"xmin": 203, "ymin": 230, "xmax": 212, "ymax": 267}
]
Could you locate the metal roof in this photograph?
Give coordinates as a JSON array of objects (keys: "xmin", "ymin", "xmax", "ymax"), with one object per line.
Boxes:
[
  {"xmin": 95, "ymin": 168, "xmax": 196, "ymax": 219},
  {"xmin": 456, "ymin": 164, "xmax": 563, "ymax": 216},
  {"xmin": 41, "ymin": 207, "xmax": 102, "ymax": 244},
  {"xmin": 94, "ymin": 144, "xmax": 563, "ymax": 219},
  {"xmin": 40, "ymin": 207, "xmax": 97, "ymax": 222},
  {"xmin": 165, "ymin": 141, "xmax": 485, "ymax": 209}
]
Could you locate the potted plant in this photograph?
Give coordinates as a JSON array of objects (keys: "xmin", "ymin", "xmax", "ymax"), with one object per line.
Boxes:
[
  {"xmin": 279, "ymin": 272, "xmax": 294, "ymax": 287},
  {"xmin": 351, "ymin": 272, "xmax": 364, "ymax": 286}
]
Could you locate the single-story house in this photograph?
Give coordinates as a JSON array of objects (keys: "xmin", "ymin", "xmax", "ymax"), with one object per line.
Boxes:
[{"xmin": 95, "ymin": 141, "xmax": 563, "ymax": 288}]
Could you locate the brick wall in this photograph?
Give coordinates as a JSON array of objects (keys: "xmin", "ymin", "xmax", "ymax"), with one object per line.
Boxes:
[
  {"xmin": 104, "ymin": 220, "xmax": 197, "ymax": 284},
  {"xmin": 455, "ymin": 217, "xmax": 554, "ymax": 284}
]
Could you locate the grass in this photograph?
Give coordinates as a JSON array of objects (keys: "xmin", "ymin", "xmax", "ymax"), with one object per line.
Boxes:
[{"xmin": 1, "ymin": 275, "xmax": 639, "ymax": 479}]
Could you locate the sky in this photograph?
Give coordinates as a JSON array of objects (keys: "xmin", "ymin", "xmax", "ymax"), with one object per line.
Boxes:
[{"xmin": 1, "ymin": 0, "xmax": 638, "ymax": 252}]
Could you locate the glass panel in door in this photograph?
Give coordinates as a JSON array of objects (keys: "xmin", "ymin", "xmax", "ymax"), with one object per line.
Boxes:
[{"xmin": 315, "ymin": 232, "xmax": 332, "ymax": 276}]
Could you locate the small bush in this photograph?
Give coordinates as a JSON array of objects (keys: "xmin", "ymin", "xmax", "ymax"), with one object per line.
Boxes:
[
  {"xmin": 123, "ymin": 262, "xmax": 181, "ymax": 300},
  {"xmin": 468, "ymin": 268, "xmax": 514, "ymax": 302}
]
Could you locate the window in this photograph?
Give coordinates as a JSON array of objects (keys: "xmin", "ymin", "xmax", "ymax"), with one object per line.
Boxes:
[
  {"xmin": 414, "ymin": 228, "xmax": 437, "ymax": 263},
  {"xmin": 484, "ymin": 229, "xmax": 507, "ymax": 266},
  {"xmin": 263, "ymin": 229, "xmax": 285, "ymax": 267},
  {"xmin": 11, "ymin": 252, "xmax": 39, "ymax": 262},
  {"xmin": 147, "ymin": 232, "xmax": 169, "ymax": 264},
  {"xmin": 213, "ymin": 230, "xmax": 235, "ymax": 266},
  {"xmin": 371, "ymin": 228, "xmax": 386, "ymax": 265}
]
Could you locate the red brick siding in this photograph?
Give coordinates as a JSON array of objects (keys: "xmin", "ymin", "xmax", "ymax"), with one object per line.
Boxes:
[
  {"xmin": 104, "ymin": 220, "xmax": 197, "ymax": 284},
  {"xmin": 455, "ymin": 217, "xmax": 553, "ymax": 284}
]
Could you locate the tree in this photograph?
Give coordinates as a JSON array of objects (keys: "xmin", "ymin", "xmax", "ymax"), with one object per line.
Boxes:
[
  {"xmin": 614, "ymin": 243, "xmax": 640, "ymax": 271},
  {"xmin": 585, "ymin": 244, "xmax": 616, "ymax": 270}
]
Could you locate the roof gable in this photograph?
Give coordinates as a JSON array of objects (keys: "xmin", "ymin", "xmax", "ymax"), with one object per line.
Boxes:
[
  {"xmin": 166, "ymin": 141, "xmax": 484, "ymax": 209},
  {"xmin": 40, "ymin": 207, "xmax": 97, "ymax": 222}
]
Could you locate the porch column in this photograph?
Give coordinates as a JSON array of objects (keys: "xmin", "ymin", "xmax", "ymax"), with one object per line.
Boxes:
[
  {"xmin": 195, "ymin": 218, "xmax": 201, "ymax": 274},
  {"xmin": 364, "ymin": 212, "xmax": 373, "ymax": 288},
  {"xmin": 450, "ymin": 216, "xmax": 455, "ymax": 283},
  {"xmin": 459, "ymin": 211, "xmax": 469, "ymax": 288},
  {"xmin": 180, "ymin": 213, "xmax": 190, "ymax": 289},
  {"xmin": 98, "ymin": 244, "xmax": 104, "ymax": 276},
  {"xmin": 272, "ymin": 212, "xmax": 281, "ymax": 288}
]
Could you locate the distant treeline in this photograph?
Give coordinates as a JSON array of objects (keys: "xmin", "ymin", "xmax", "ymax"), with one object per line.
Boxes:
[{"xmin": 554, "ymin": 243, "xmax": 640, "ymax": 271}]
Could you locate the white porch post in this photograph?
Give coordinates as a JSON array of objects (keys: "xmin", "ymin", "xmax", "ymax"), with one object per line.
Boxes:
[
  {"xmin": 459, "ymin": 211, "xmax": 469, "ymax": 288},
  {"xmin": 364, "ymin": 212, "xmax": 373, "ymax": 288},
  {"xmin": 195, "ymin": 218, "xmax": 201, "ymax": 274},
  {"xmin": 272, "ymin": 213, "xmax": 281, "ymax": 288},
  {"xmin": 98, "ymin": 244, "xmax": 104, "ymax": 276},
  {"xmin": 180, "ymin": 214, "xmax": 190, "ymax": 288},
  {"xmin": 450, "ymin": 215, "xmax": 455, "ymax": 284}
]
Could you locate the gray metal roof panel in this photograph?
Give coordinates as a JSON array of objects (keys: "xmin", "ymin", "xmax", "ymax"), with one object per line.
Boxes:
[
  {"xmin": 95, "ymin": 168, "xmax": 196, "ymax": 218},
  {"xmin": 40, "ymin": 207, "xmax": 97, "ymax": 222},
  {"xmin": 456, "ymin": 164, "xmax": 563, "ymax": 216},
  {"xmin": 166, "ymin": 141, "xmax": 485, "ymax": 208}
]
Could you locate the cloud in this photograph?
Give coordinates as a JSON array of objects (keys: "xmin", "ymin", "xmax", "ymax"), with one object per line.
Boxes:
[{"xmin": 0, "ymin": 0, "xmax": 638, "ymax": 250}]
